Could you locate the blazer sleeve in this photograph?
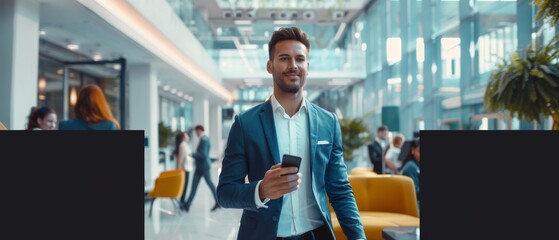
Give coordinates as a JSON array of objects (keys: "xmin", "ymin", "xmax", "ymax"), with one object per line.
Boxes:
[
  {"xmin": 216, "ymin": 115, "xmax": 260, "ymax": 210},
  {"xmin": 325, "ymin": 113, "xmax": 366, "ymax": 239}
]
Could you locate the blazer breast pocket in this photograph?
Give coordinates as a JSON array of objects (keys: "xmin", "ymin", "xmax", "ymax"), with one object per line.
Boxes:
[
  {"xmin": 317, "ymin": 140, "xmax": 331, "ymax": 147},
  {"xmin": 316, "ymin": 141, "xmax": 332, "ymax": 161}
]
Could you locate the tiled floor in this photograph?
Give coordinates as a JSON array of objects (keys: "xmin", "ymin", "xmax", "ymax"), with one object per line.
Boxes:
[{"xmin": 145, "ymin": 162, "xmax": 242, "ymax": 240}]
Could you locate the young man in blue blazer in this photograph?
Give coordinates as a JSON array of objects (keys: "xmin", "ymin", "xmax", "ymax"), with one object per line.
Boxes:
[{"xmin": 217, "ymin": 27, "xmax": 366, "ymax": 240}]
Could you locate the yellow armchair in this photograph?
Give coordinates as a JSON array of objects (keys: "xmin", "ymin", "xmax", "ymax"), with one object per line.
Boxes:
[
  {"xmin": 330, "ymin": 174, "xmax": 419, "ymax": 240},
  {"xmin": 349, "ymin": 166, "xmax": 377, "ymax": 176},
  {"xmin": 147, "ymin": 169, "xmax": 185, "ymax": 217}
]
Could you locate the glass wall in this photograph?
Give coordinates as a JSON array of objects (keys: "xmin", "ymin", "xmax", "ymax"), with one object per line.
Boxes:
[
  {"xmin": 311, "ymin": 0, "xmax": 556, "ymax": 136},
  {"xmin": 159, "ymin": 96, "xmax": 193, "ymax": 133},
  {"xmin": 37, "ymin": 56, "xmax": 121, "ymax": 126}
]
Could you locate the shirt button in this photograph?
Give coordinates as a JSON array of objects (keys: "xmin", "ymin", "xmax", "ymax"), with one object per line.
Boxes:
[{"xmin": 272, "ymin": 216, "xmax": 278, "ymax": 221}]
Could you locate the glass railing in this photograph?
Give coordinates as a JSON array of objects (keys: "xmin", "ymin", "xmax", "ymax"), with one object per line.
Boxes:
[
  {"xmin": 210, "ymin": 48, "xmax": 367, "ymax": 79},
  {"xmin": 166, "ymin": 0, "xmax": 214, "ymax": 50}
]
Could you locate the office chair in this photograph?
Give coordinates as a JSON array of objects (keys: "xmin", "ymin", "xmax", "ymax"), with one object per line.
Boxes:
[
  {"xmin": 349, "ymin": 166, "xmax": 378, "ymax": 176},
  {"xmin": 146, "ymin": 169, "xmax": 185, "ymax": 217},
  {"xmin": 330, "ymin": 174, "xmax": 419, "ymax": 240}
]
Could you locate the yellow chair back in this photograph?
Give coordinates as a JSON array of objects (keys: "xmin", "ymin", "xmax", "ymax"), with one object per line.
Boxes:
[
  {"xmin": 147, "ymin": 169, "xmax": 185, "ymax": 217},
  {"xmin": 148, "ymin": 169, "xmax": 185, "ymax": 198},
  {"xmin": 349, "ymin": 175, "xmax": 419, "ymax": 217},
  {"xmin": 349, "ymin": 166, "xmax": 377, "ymax": 176}
]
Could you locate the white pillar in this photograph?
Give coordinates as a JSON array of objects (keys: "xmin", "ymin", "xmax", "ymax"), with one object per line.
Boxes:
[
  {"xmin": 192, "ymin": 97, "xmax": 209, "ymax": 151},
  {"xmin": 209, "ymin": 104, "xmax": 222, "ymax": 160},
  {"xmin": 0, "ymin": 0, "xmax": 39, "ymax": 129},
  {"xmin": 128, "ymin": 64, "xmax": 159, "ymax": 183}
]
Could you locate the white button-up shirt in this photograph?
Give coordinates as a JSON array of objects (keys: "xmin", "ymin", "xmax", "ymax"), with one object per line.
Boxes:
[{"xmin": 271, "ymin": 94, "xmax": 323, "ymax": 237}]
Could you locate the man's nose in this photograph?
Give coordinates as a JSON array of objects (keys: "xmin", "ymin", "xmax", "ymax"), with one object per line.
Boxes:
[{"xmin": 287, "ymin": 59, "xmax": 298, "ymax": 70}]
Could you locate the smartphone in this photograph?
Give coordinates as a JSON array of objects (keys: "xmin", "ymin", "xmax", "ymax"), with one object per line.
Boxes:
[{"xmin": 281, "ymin": 154, "xmax": 302, "ymax": 175}]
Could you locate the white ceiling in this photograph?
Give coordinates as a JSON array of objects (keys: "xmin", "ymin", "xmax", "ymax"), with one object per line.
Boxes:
[
  {"xmin": 39, "ymin": 0, "xmax": 157, "ymax": 66},
  {"xmin": 191, "ymin": 0, "xmax": 369, "ymax": 49},
  {"xmin": 37, "ymin": 0, "xmax": 224, "ymax": 104},
  {"xmin": 35, "ymin": 0, "xmax": 383, "ymax": 104}
]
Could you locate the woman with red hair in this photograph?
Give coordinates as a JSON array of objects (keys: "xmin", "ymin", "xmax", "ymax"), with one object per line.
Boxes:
[{"xmin": 59, "ymin": 84, "xmax": 120, "ymax": 130}]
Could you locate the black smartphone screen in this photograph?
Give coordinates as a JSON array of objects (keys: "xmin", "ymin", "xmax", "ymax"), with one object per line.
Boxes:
[{"xmin": 281, "ymin": 154, "xmax": 302, "ymax": 175}]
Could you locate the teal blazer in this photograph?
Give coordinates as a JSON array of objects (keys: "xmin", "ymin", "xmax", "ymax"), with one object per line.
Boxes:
[{"xmin": 217, "ymin": 99, "xmax": 365, "ymax": 240}]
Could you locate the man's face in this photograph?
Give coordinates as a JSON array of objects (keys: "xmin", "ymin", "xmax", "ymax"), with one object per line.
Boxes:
[
  {"xmin": 195, "ymin": 129, "xmax": 202, "ymax": 137},
  {"xmin": 267, "ymin": 40, "xmax": 309, "ymax": 94},
  {"xmin": 378, "ymin": 130, "xmax": 387, "ymax": 140}
]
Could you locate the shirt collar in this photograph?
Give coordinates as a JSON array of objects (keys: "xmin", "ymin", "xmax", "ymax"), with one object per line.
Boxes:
[{"xmin": 270, "ymin": 93, "xmax": 307, "ymax": 114}]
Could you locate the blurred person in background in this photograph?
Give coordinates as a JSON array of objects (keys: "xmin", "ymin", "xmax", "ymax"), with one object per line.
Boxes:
[
  {"xmin": 182, "ymin": 125, "xmax": 219, "ymax": 212},
  {"xmin": 173, "ymin": 131, "xmax": 193, "ymax": 211},
  {"xmin": 368, "ymin": 125, "xmax": 389, "ymax": 174},
  {"xmin": 400, "ymin": 137, "xmax": 420, "ymax": 203},
  {"xmin": 58, "ymin": 84, "xmax": 120, "ymax": 130},
  {"xmin": 26, "ymin": 106, "xmax": 58, "ymax": 130},
  {"xmin": 384, "ymin": 134, "xmax": 405, "ymax": 174}
]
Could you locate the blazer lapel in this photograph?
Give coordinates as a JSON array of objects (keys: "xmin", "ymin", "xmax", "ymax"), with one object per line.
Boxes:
[
  {"xmin": 307, "ymin": 101, "xmax": 318, "ymax": 168},
  {"xmin": 260, "ymin": 100, "xmax": 280, "ymax": 164}
]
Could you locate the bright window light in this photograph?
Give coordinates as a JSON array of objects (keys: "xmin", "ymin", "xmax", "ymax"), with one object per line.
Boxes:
[
  {"xmin": 354, "ymin": 32, "xmax": 361, "ymax": 39},
  {"xmin": 416, "ymin": 38, "xmax": 424, "ymax": 62},
  {"xmin": 386, "ymin": 37, "xmax": 401, "ymax": 65},
  {"xmin": 387, "ymin": 77, "xmax": 401, "ymax": 85},
  {"xmin": 93, "ymin": 53, "xmax": 102, "ymax": 61},
  {"xmin": 67, "ymin": 43, "xmax": 79, "ymax": 50},
  {"xmin": 480, "ymin": 117, "xmax": 489, "ymax": 130},
  {"xmin": 441, "ymin": 38, "xmax": 461, "ymax": 50}
]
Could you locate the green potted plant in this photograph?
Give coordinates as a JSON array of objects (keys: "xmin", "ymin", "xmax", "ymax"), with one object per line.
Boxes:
[
  {"xmin": 535, "ymin": 0, "xmax": 559, "ymax": 25},
  {"xmin": 338, "ymin": 112, "xmax": 373, "ymax": 162},
  {"xmin": 157, "ymin": 122, "xmax": 174, "ymax": 170},
  {"xmin": 484, "ymin": 35, "xmax": 559, "ymax": 130},
  {"xmin": 158, "ymin": 122, "xmax": 172, "ymax": 148}
]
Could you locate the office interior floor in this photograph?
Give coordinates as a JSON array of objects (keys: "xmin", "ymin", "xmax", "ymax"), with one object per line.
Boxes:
[{"xmin": 145, "ymin": 162, "xmax": 242, "ymax": 240}]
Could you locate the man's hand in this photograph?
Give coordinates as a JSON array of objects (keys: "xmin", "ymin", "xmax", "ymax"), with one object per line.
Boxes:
[{"xmin": 258, "ymin": 164, "xmax": 301, "ymax": 200}]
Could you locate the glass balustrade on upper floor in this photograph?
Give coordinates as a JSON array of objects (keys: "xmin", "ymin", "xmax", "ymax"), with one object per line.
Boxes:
[{"xmin": 210, "ymin": 48, "xmax": 366, "ymax": 79}]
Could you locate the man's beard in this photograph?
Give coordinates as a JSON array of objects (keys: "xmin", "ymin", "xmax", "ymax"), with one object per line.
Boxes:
[{"xmin": 274, "ymin": 75, "xmax": 303, "ymax": 93}]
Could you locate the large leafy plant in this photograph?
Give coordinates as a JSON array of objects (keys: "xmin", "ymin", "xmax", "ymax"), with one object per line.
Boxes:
[
  {"xmin": 484, "ymin": 35, "xmax": 559, "ymax": 130},
  {"xmin": 535, "ymin": 0, "xmax": 559, "ymax": 25},
  {"xmin": 339, "ymin": 112, "xmax": 373, "ymax": 161},
  {"xmin": 158, "ymin": 122, "xmax": 173, "ymax": 148}
]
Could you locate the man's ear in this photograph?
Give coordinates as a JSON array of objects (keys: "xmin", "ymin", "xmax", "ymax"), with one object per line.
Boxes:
[{"xmin": 266, "ymin": 60, "xmax": 272, "ymax": 73}]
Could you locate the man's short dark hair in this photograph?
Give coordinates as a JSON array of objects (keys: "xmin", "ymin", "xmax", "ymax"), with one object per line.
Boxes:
[
  {"xmin": 268, "ymin": 27, "xmax": 310, "ymax": 60},
  {"xmin": 195, "ymin": 125, "xmax": 204, "ymax": 132},
  {"xmin": 377, "ymin": 125, "xmax": 388, "ymax": 132}
]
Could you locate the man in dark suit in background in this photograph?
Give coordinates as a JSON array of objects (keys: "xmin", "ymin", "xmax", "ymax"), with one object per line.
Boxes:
[
  {"xmin": 183, "ymin": 124, "xmax": 219, "ymax": 212},
  {"xmin": 368, "ymin": 125, "xmax": 389, "ymax": 174}
]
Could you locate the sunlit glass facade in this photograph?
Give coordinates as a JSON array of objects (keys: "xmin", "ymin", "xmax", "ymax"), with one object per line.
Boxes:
[{"xmin": 314, "ymin": 0, "xmax": 556, "ymax": 136}]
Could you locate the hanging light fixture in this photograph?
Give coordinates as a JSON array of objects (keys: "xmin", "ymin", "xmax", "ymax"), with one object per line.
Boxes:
[
  {"xmin": 70, "ymin": 87, "xmax": 78, "ymax": 106},
  {"xmin": 38, "ymin": 76, "xmax": 46, "ymax": 91}
]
